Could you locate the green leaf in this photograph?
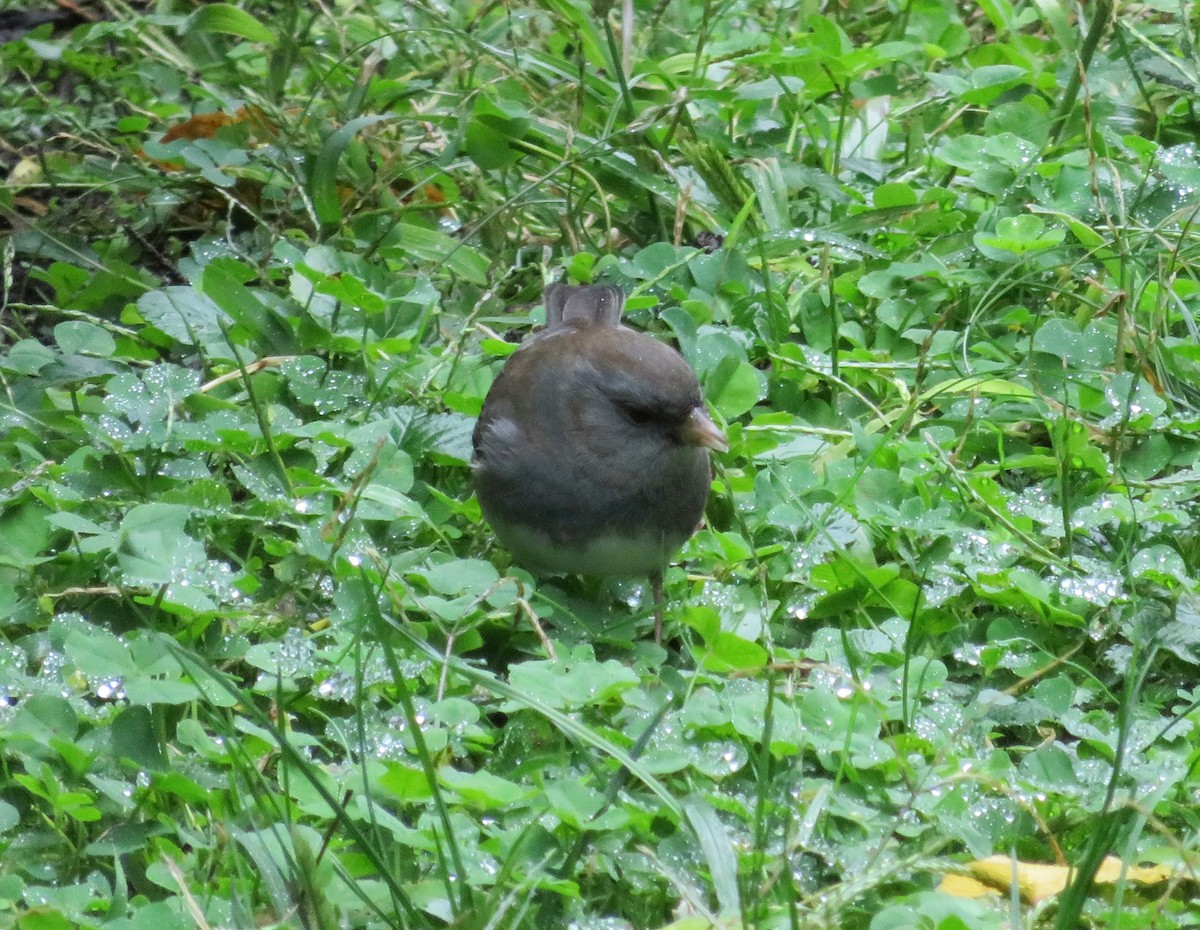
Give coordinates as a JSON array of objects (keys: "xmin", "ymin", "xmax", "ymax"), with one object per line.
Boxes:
[
  {"xmin": 412, "ymin": 559, "xmax": 498, "ymax": 597},
  {"xmin": 184, "ymin": 3, "xmax": 278, "ymax": 45},
  {"xmin": 744, "ymin": 158, "xmax": 789, "ymax": 232},
  {"xmin": 536, "ymin": 0, "xmax": 610, "ymax": 68},
  {"xmin": 377, "ymin": 763, "xmax": 435, "ymax": 802},
  {"xmin": 975, "ymin": 214, "xmax": 1065, "ymax": 259},
  {"xmin": 683, "ymin": 796, "xmax": 741, "ymax": 914},
  {"xmin": 124, "ymin": 678, "xmax": 201, "ymax": 705},
  {"xmin": 16, "ymin": 908, "xmax": 74, "ymax": 930},
  {"xmin": 12, "ymin": 696, "xmax": 78, "ymax": 747},
  {"xmin": 465, "ymin": 99, "xmax": 528, "ymax": 170},
  {"xmin": 920, "ymin": 376, "xmax": 1036, "ymax": 401},
  {"xmin": 199, "ymin": 259, "xmax": 296, "ymax": 353},
  {"xmin": 3, "ymin": 339, "xmax": 57, "ymax": 375},
  {"xmin": 137, "ymin": 287, "xmax": 226, "ymax": 346},
  {"xmin": 54, "ymin": 321, "xmax": 114, "ymax": 357},
  {"xmin": 0, "ymin": 801, "xmax": 16, "ymax": 834},
  {"xmin": 439, "ymin": 768, "xmax": 530, "ymax": 807},
  {"xmin": 388, "ymin": 222, "xmax": 489, "ymax": 286},
  {"xmin": 64, "ymin": 629, "xmax": 135, "ymax": 678},
  {"xmin": 506, "ymin": 648, "xmax": 639, "ymax": 710},
  {"xmin": 111, "ymin": 706, "xmax": 169, "ymax": 771},
  {"xmin": 701, "ymin": 631, "xmax": 769, "ymax": 672},
  {"xmin": 308, "ymin": 114, "xmax": 393, "ymax": 230},
  {"xmin": 0, "ymin": 503, "xmax": 51, "ymax": 570},
  {"xmin": 706, "ymin": 356, "xmax": 763, "ymax": 419}
]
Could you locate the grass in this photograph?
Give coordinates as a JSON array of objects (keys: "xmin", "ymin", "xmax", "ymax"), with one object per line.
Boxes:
[{"xmin": 1, "ymin": 0, "xmax": 1199, "ymax": 928}]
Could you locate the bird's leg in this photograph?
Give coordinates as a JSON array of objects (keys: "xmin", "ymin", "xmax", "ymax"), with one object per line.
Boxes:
[
  {"xmin": 650, "ymin": 571, "xmax": 664, "ymax": 644},
  {"xmin": 515, "ymin": 578, "xmax": 556, "ymax": 660}
]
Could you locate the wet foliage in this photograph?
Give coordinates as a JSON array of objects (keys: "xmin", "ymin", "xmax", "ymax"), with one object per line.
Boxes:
[{"xmin": 1, "ymin": 0, "xmax": 1199, "ymax": 928}]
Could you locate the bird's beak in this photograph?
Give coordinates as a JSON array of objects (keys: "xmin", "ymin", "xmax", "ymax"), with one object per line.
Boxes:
[{"xmin": 683, "ymin": 406, "xmax": 729, "ymax": 453}]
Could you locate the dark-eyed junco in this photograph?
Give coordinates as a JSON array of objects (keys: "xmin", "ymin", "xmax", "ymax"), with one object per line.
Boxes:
[{"xmin": 472, "ymin": 282, "xmax": 728, "ymax": 641}]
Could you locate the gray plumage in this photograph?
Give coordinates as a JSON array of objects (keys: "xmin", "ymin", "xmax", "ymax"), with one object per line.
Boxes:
[{"xmin": 472, "ymin": 284, "xmax": 726, "ymax": 579}]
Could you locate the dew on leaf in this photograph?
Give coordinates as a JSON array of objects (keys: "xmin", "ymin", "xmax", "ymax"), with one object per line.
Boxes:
[
  {"xmin": 94, "ymin": 678, "xmax": 125, "ymax": 701},
  {"xmin": 1052, "ymin": 572, "xmax": 1122, "ymax": 605},
  {"xmin": 954, "ymin": 643, "xmax": 983, "ymax": 666},
  {"xmin": 924, "ymin": 576, "xmax": 965, "ymax": 606}
]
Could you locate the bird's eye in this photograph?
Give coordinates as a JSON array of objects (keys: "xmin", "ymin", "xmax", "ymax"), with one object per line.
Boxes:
[{"xmin": 622, "ymin": 404, "xmax": 658, "ymax": 426}]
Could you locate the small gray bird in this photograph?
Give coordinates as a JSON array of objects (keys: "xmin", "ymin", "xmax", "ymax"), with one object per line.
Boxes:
[{"xmin": 471, "ymin": 283, "xmax": 727, "ymax": 641}]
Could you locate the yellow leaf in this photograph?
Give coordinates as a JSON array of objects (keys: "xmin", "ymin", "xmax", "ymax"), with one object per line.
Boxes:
[
  {"xmin": 936, "ymin": 874, "xmax": 1000, "ymax": 898},
  {"xmin": 5, "ymin": 157, "xmax": 42, "ymax": 188},
  {"xmin": 940, "ymin": 855, "xmax": 1174, "ymax": 905}
]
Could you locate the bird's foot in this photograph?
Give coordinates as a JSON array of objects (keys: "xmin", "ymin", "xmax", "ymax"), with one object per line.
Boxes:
[
  {"xmin": 651, "ymin": 572, "xmax": 665, "ymax": 645},
  {"xmin": 515, "ymin": 580, "xmax": 557, "ymax": 659}
]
